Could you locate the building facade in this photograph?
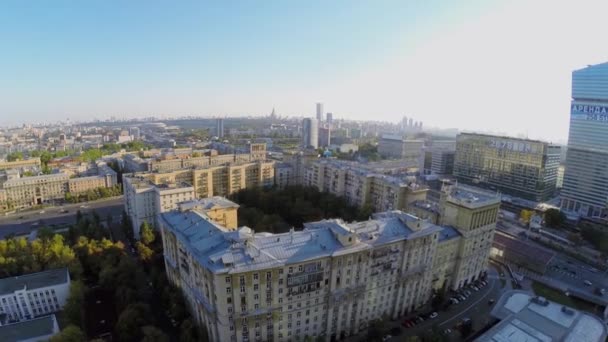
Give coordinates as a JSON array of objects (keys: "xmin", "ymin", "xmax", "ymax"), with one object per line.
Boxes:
[
  {"xmin": 560, "ymin": 62, "xmax": 608, "ymax": 218},
  {"xmin": 0, "ymin": 268, "xmax": 70, "ymax": 323},
  {"xmin": 377, "ymin": 136, "xmax": 423, "ymax": 165},
  {"xmin": 123, "ymin": 160, "xmax": 262, "ymax": 238},
  {"xmin": 302, "ymin": 118, "xmax": 319, "ymax": 150},
  {"xmin": 454, "ymin": 133, "xmax": 560, "ymax": 202},
  {"xmin": 304, "ymin": 160, "xmax": 427, "ymax": 213},
  {"xmin": 160, "ymin": 188, "xmax": 498, "ymax": 342},
  {"xmin": 0, "ymin": 158, "xmax": 41, "ymax": 171},
  {"xmin": 2, "ymin": 173, "xmax": 70, "ymax": 208}
]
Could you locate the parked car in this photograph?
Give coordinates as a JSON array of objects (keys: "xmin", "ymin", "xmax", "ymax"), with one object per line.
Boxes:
[
  {"xmin": 488, "ymin": 298, "xmax": 496, "ymax": 305},
  {"xmin": 472, "ymin": 286, "xmax": 479, "ymax": 291},
  {"xmin": 382, "ymin": 334, "xmax": 392, "ymax": 341},
  {"xmin": 429, "ymin": 312, "xmax": 438, "ymax": 319},
  {"xmin": 584, "ymin": 280, "xmax": 593, "ymax": 286}
]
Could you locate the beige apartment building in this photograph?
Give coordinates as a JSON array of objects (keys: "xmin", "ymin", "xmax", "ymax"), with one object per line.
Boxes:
[
  {"xmin": 149, "ymin": 143, "xmax": 267, "ymax": 173},
  {"xmin": 160, "ymin": 186, "xmax": 499, "ymax": 342},
  {"xmin": 304, "ymin": 160, "xmax": 427, "ymax": 212},
  {"xmin": 123, "ymin": 159, "xmax": 272, "ymax": 238},
  {"xmin": 0, "ymin": 158, "xmax": 41, "ymax": 171},
  {"xmin": 1, "ymin": 173, "xmax": 70, "ymax": 208}
]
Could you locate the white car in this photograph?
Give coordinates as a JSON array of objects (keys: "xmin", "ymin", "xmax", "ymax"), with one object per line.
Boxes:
[
  {"xmin": 429, "ymin": 312, "xmax": 438, "ymax": 319},
  {"xmin": 382, "ymin": 335, "xmax": 392, "ymax": 341}
]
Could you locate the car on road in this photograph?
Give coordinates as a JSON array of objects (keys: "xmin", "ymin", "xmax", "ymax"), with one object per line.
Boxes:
[
  {"xmin": 472, "ymin": 286, "xmax": 479, "ymax": 291},
  {"xmin": 594, "ymin": 288, "xmax": 606, "ymax": 296},
  {"xmin": 488, "ymin": 298, "xmax": 496, "ymax": 305},
  {"xmin": 80, "ymin": 205, "xmax": 89, "ymax": 208},
  {"xmin": 443, "ymin": 329, "xmax": 452, "ymax": 335},
  {"xmin": 450, "ymin": 298, "xmax": 459, "ymax": 304},
  {"xmin": 584, "ymin": 280, "xmax": 593, "ymax": 286},
  {"xmin": 382, "ymin": 335, "xmax": 392, "ymax": 341},
  {"xmin": 429, "ymin": 312, "xmax": 438, "ymax": 319},
  {"xmin": 39, "ymin": 210, "xmax": 45, "ymax": 214}
]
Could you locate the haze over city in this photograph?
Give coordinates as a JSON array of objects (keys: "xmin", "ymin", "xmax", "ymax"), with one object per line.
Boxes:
[{"xmin": 2, "ymin": 0, "xmax": 608, "ymax": 142}]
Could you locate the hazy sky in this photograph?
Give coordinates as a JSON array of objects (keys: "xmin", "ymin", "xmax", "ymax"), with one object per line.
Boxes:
[{"xmin": 1, "ymin": 0, "xmax": 608, "ymax": 142}]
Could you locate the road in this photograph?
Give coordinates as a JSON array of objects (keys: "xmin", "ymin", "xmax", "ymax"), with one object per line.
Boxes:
[
  {"xmin": 496, "ymin": 219, "xmax": 608, "ymax": 305},
  {"xmin": 0, "ymin": 197, "xmax": 124, "ymax": 238}
]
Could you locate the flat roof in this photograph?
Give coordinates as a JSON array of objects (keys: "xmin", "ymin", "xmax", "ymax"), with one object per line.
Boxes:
[
  {"xmin": 477, "ymin": 290, "xmax": 607, "ymax": 342},
  {"xmin": 0, "ymin": 315, "xmax": 58, "ymax": 342},
  {"xmin": 161, "ymin": 209, "xmax": 442, "ymax": 274},
  {"xmin": 0, "ymin": 268, "xmax": 69, "ymax": 296}
]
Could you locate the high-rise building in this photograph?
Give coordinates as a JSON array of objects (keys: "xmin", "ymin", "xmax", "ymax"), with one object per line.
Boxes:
[
  {"xmin": 129, "ymin": 126, "xmax": 141, "ymax": 140},
  {"xmin": 454, "ymin": 133, "xmax": 561, "ymax": 202},
  {"xmin": 560, "ymin": 62, "xmax": 608, "ymax": 218},
  {"xmin": 377, "ymin": 135, "xmax": 424, "ymax": 165},
  {"xmin": 326, "ymin": 112, "xmax": 333, "ymax": 124},
  {"xmin": 216, "ymin": 118, "xmax": 225, "ymax": 138},
  {"xmin": 316, "ymin": 102, "xmax": 324, "ymax": 121},
  {"xmin": 302, "ymin": 118, "xmax": 319, "ymax": 149}
]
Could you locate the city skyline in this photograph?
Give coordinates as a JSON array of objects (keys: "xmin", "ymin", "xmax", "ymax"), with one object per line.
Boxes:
[{"xmin": 2, "ymin": 0, "xmax": 608, "ymax": 142}]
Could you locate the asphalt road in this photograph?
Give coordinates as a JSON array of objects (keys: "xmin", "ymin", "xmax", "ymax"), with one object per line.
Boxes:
[{"xmin": 0, "ymin": 197, "xmax": 125, "ymax": 238}]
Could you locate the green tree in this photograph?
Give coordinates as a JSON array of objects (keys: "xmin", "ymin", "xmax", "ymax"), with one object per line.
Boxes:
[
  {"xmin": 136, "ymin": 241, "xmax": 154, "ymax": 262},
  {"xmin": 49, "ymin": 324, "xmax": 85, "ymax": 342},
  {"xmin": 6, "ymin": 151, "xmax": 24, "ymax": 161},
  {"xmin": 63, "ymin": 281, "xmax": 87, "ymax": 328},
  {"xmin": 140, "ymin": 222, "xmax": 155, "ymax": 246},
  {"xmin": 544, "ymin": 208, "xmax": 566, "ymax": 228},
  {"xmin": 115, "ymin": 303, "xmax": 152, "ymax": 342}
]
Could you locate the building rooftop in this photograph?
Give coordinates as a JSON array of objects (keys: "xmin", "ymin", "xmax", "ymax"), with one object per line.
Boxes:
[
  {"xmin": 178, "ymin": 197, "xmax": 239, "ymax": 211},
  {"xmin": 477, "ymin": 290, "xmax": 607, "ymax": 342},
  {"xmin": 438, "ymin": 226, "xmax": 461, "ymax": 242},
  {"xmin": 0, "ymin": 314, "xmax": 59, "ymax": 342},
  {"xmin": 0, "ymin": 268, "xmax": 69, "ymax": 296},
  {"xmin": 445, "ymin": 184, "xmax": 501, "ymax": 208},
  {"xmin": 160, "ymin": 209, "xmax": 442, "ymax": 274}
]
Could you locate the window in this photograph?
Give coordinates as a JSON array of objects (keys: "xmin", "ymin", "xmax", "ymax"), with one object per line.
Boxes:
[
  {"xmin": 254, "ymin": 284, "xmax": 259, "ymax": 291},
  {"xmin": 226, "ymin": 287, "xmax": 232, "ymax": 294},
  {"xmin": 289, "ymin": 267, "xmax": 293, "ymax": 273},
  {"xmin": 227, "ymin": 298, "xmax": 232, "ymax": 304},
  {"xmin": 266, "ymin": 272, "xmax": 272, "ymax": 280},
  {"xmin": 254, "ymin": 273, "xmax": 259, "ymax": 280},
  {"xmin": 241, "ymin": 286, "xmax": 246, "ymax": 293},
  {"xmin": 226, "ymin": 277, "xmax": 231, "ymax": 283}
]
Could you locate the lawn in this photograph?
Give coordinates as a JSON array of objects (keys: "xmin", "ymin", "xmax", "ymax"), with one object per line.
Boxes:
[{"xmin": 531, "ymin": 281, "xmax": 600, "ymax": 315}]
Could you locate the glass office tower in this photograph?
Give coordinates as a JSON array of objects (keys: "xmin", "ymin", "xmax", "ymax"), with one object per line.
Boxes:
[{"xmin": 561, "ymin": 62, "xmax": 608, "ymax": 218}]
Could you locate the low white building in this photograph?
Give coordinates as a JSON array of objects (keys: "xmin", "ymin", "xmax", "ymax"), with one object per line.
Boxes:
[{"xmin": 0, "ymin": 268, "xmax": 70, "ymax": 323}]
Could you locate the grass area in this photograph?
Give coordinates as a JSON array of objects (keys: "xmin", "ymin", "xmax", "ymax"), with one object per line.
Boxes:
[{"xmin": 531, "ymin": 281, "xmax": 600, "ymax": 314}]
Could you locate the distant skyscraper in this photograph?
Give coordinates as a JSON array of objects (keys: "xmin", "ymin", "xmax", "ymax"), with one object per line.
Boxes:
[
  {"xmin": 561, "ymin": 62, "xmax": 608, "ymax": 217},
  {"xmin": 408, "ymin": 118, "xmax": 414, "ymax": 127},
  {"xmin": 326, "ymin": 112, "xmax": 333, "ymax": 124},
  {"xmin": 316, "ymin": 103, "xmax": 324, "ymax": 121},
  {"xmin": 270, "ymin": 107, "xmax": 277, "ymax": 120},
  {"xmin": 216, "ymin": 118, "xmax": 225, "ymax": 138},
  {"xmin": 302, "ymin": 118, "xmax": 319, "ymax": 149}
]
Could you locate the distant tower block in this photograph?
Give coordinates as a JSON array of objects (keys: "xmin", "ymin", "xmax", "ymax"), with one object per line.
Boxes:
[{"xmin": 316, "ymin": 103, "xmax": 324, "ymax": 121}]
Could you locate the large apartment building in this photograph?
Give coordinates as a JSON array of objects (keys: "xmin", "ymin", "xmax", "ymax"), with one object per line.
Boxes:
[
  {"xmin": 149, "ymin": 143, "xmax": 267, "ymax": 173},
  {"xmin": 304, "ymin": 160, "xmax": 427, "ymax": 212},
  {"xmin": 160, "ymin": 186, "xmax": 499, "ymax": 342},
  {"xmin": 0, "ymin": 158, "xmax": 41, "ymax": 171},
  {"xmin": 0, "ymin": 163, "xmax": 118, "ymax": 209},
  {"xmin": 123, "ymin": 148, "xmax": 274, "ymax": 238},
  {"xmin": 454, "ymin": 133, "xmax": 561, "ymax": 202},
  {"xmin": 0, "ymin": 268, "xmax": 70, "ymax": 323}
]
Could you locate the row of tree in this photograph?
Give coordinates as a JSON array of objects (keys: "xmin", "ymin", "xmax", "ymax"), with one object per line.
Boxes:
[
  {"xmin": 229, "ymin": 186, "xmax": 374, "ymax": 234},
  {"xmin": 64, "ymin": 184, "xmax": 122, "ymax": 203}
]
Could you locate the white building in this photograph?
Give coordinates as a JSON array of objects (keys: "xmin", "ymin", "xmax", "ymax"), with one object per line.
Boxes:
[
  {"xmin": 0, "ymin": 268, "xmax": 70, "ymax": 323},
  {"xmin": 316, "ymin": 103, "xmax": 324, "ymax": 122},
  {"xmin": 123, "ymin": 175, "xmax": 195, "ymax": 239}
]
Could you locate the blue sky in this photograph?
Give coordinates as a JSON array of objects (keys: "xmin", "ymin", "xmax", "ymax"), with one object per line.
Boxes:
[{"xmin": 1, "ymin": 0, "xmax": 608, "ymax": 142}]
